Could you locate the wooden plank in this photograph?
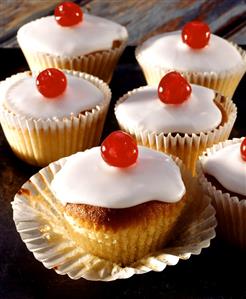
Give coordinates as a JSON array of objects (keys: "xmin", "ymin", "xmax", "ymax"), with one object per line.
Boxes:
[
  {"xmin": 0, "ymin": 0, "xmax": 90, "ymax": 45},
  {"xmin": 0, "ymin": 0, "xmax": 61, "ymax": 42},
  {"xmin": 87, "ymin": 0, "xmax": 246, "ymax": 44},
  {"xmin": 228, "ymin": 25, "xmax": 246, "ymax": 45},
  {"xmin": 0, "ymin": 0, "xmax": 245, "ymax": 47}
]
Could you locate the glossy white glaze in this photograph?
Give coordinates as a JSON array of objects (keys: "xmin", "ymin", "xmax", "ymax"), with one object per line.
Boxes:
[
  {"xmin": 4, "ymin": 73, "xmax": 104, "ymax": 119},
  {"xmin": 202, "ymin": 143, "xmax": 246, "ymax": 196},
  {"xmin": 51, "ymin": 146, "xmax": 186, "ymax": 208},
  {"xmin": 115, "ymin": 84, "xmax": 221, "ymax": 134},
  {"xmin": 138, "ymin": 31, "xmax": 242, "ymax": 72},
  {"xmin": 17, "ymin": 14, "xmax": 128, "ymax": 56}
]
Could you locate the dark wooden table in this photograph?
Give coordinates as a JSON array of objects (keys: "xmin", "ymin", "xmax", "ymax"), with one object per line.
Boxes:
[
  {"xmin": 1, "ymin": 0, "xmax": 246, "ymax": 47},
  {"xmin": 0, "ymin": 46, "xmax": 246, "ymax": 299}
]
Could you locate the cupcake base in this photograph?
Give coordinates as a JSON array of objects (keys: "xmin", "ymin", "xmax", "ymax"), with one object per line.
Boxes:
[
  {"xmin": 64, "ymin": 197, "xmax": 188, "ymax": 266},
  {"xmin": 20, "ymin": 40, "xmax": 127, "ymax": 84}
]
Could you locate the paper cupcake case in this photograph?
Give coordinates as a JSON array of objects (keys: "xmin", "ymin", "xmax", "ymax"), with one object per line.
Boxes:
[
  {"xmin": 197, "ymin": 138, "xmax": 246, "ymax": 249},
  {"xmin": 20, "ymin": 39, "xmax": 127, "ymax": 84},
  {"xmin": 0, "ymin": 70, "xmax": 111, "ymax": 167},
  {"xmin": 135, "ymin": 44, "xmax": 246, "ymax": 98},
  {"xmin": 115, "ymin": 87, "xmax": 237, "ymax": 175},
  {"xmin": 12, "ymin": 156, "xmax": 216, "ymax": 281}
]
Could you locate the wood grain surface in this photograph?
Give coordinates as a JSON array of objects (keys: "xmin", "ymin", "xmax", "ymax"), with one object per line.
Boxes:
[
  {"xmin": 87, "ymin": 0, "xmax": 246, "ymax": 44},
  {"xmin": 1, "ymin": 0, "xmax": 60, "ymax": 36},
  {"xmin": 1, "ymin": 0, "xmax": 245, "ymax": 48},
  {"xmin": 0, "ymin": 0, "xmax": 89, "ymax": 46}
]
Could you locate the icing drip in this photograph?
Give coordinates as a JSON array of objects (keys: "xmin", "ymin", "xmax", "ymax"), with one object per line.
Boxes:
[
  {"xmin": 17, "ymin": 14, "xmax": 128, "ymax": 56},
  {"xmin": 51, "ymin": 146, "xmax": 186, "ymax": 208},
  {"xmin": 138, "ymin": 31, "xmax": 243, "ymax": 72},
  {"xmin": 202, "ymin": 143, "xmax": 246, "ymax": 196},
  {"xmin": 115, "ymin": 84, "xmax": 221, "ymax": 134},
  {"xmin": 4, "ymin": 74, "xmax": 104, "ymax": 119}
]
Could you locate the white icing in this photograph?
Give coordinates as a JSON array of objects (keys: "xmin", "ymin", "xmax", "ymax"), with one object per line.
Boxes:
[
  {"xmin": 17, "ymin": 14, "xmax": 128, "ymax": 56},
  {"xmin": 202, "ymin": 143, "xmax": 246, "ymax": 196},
  {"xmin": 4, "ymin": 74, "xmax": 104, "ymax": 119},
  {"xmin": 115, "ymin": 84, "xmax": 221, "ymax": 134},
  {"xmin": 138, "ymin": 31, "xmax": 243, "ymax": 72},
  {"xmin": 51, "ymin": 146, "xmax": 186, "ymax": 208}
]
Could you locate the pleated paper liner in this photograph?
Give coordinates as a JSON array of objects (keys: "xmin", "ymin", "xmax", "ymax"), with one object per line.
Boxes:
[
  {"xmin": 197, "ymin": 138, "xmax": 246, "ymax": 249},
  {"xmin": 0, "ymin": 70, "xmax": 111, "ymax": 167},
  {"xmin": 19, "ymin": 39, "xmax": 128, "ymax": 84},
  {"xmin": 12, "ymin": 156, "xmax": 216, "ymax": 281},
  {"xmin": 115, "ymin": 87, "xmax": 237, "ymax": 175},
  {"xmin": 135, "ymin": 43, "xmax": 246, "ymax": 98}
]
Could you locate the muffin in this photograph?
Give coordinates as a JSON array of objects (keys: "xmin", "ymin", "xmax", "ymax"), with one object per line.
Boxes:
[
  {"xmin": 50, "ymin": 131, "xmax": 187, "ymax": 265},
  {"xmin": 12, "ymin": 131, "xmax": 217, "ymax": 280},
  {"xmin": 136, "ymin": 21, "xmax": 246, "ymax": 98},
  {"xmin": 0, "ymin": 68, "xmax": 111, "ymax": 166},
  {"xmin": 197, "ymin": 138, "xmax": 246, "ymax": 248},
  {"xmin": 115, "ymin": 72, "xmax": 237, "ymax": 174},
  {"xmin": 17, "ymin": 2, "xmax": 128, "ymax": 83}
]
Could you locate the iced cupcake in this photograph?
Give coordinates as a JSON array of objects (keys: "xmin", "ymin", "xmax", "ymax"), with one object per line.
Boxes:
[
  {"xmin": 115, "ymin": 72, "xmax": 237, "ymax": 174},
  {"xmin": 197, "ymin": 138, "xmax": 246, "ymax": 248},
  {"xmin": 136, "ymin": 21, "xmax": 246, "ymax": 98},
  {"xmin": 0, "ymin": 68, "xmax": 111, "ymax": 166},
  {"xmin": 50, "ymin": 131, "xmax": 189, "ymax": 265},
  {"xmin": 17, "ymin": 2, "xmax": 128, "ymax": 83},
  {"xmin": 12, "ymin": 131, "xmax": 216, "ymax": 280}
]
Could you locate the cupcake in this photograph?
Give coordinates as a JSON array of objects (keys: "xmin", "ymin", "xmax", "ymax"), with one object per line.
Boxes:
[
  {"xmin": 17, "ymin": 2, "xmax": 128, "ymax": 83},
  {"xmin": 115, "ymin": 71, "xmax": 237, "ymax": 174},
  {"xmin": 136, "ymin": 21, "xmax": 246, "ymax": 98},
  {"xmin": 50, "ymin": 131, "xmax": 189, "ymax": 265},
  {"xmin": 197, "ymin": 138, "xmax": 246, "ymax": 248},
  {"xmin": 12, "ymin": 131, "xmax": 216, "ymax": 280},
  {"xmin": 0, "ymin": 68, "xmax": 111, "ymax": 167}
]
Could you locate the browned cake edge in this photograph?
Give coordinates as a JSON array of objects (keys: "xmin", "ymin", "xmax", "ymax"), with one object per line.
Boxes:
[{"xmin": 65, "ymin": 196, "xmax": 187, "ymax": 232}]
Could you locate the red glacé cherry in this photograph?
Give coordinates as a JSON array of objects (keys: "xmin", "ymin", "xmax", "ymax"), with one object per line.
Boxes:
[
  {"xmin": 36, "ymin": 68, "xmax": 67, "ymax": 98},
  {"xmin": 101, "ymin": 131, "xmax": 138, "ymax": 168},
  {"xmin": 158, "ymin": 71, "xmax": 192, "ymax": 104},
  {"xmin": 182, "ymin": 21, "xmax": 210, "ymax": 49},
  {"xmin": 240, "ymin": 138, "xmax": 246, "ymax": 161},
  {"xmin": 55, "ymin": 2, "xmax": 83, "ymax": 27}
]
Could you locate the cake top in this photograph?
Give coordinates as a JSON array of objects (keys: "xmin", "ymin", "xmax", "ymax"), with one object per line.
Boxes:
[
  {"xmin": 17, "ymin": 13, "xmax": 128, "ymax": 57},
  {"xmin": 3, "ymin": 69, "xmax": 104, "ymax": 119},
  {"xmin": 201, "ymin": 139, "xmax": 246, "ymax": 196},
  {"xmin": 115, "ymin": 72, "xmax": 222, "ymax": 134},
  {"xmin": 51, "ymin": 133, "xmax": 186, "ymax": 208},
  {"xmin": 137, "ymin": 30, "xmax": 243, "ymax": 72}
]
